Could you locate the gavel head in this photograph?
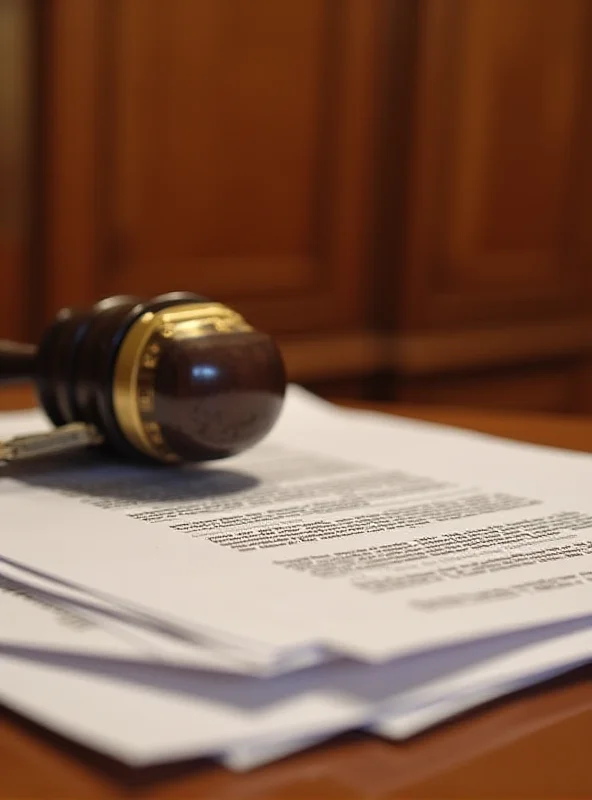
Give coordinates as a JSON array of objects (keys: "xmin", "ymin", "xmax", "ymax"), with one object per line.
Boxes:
[{"xmin": 35, "ymin": 292, "xmax": 286, "ymax": 463}]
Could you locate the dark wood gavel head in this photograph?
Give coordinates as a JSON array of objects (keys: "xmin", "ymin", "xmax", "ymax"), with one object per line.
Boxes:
[{"xmin": 1, "ymin": 292, "xmax": 286, "ymax": 463}]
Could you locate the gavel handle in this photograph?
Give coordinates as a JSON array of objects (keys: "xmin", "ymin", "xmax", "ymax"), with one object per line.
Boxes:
[
  {"xmin": 0, "ymin": 340, "xmax": 38, "ymax": 384},
  {"xmin": 0, "ymin": 339, "xmax": 106, "ymax": 461}
]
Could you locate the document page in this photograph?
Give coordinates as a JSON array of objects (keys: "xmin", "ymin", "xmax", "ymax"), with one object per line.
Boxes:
[
  {"xmin": 222, "ymin": 647, "xmax": 589, "ymax": 772},
  {"xmin": 0, "ymin": 590, "xmax": 588, "ymax": 766},
  {"xmin": 0, "ymin": 573, "xmax": 141, "ymax": 658},
  {"xmin": 0, "ymin": 561, "xmax": 293, "ymax": 672},
  {"xmin": 1, "ymin": 388, "xmax": 591, "ymax": 664}
]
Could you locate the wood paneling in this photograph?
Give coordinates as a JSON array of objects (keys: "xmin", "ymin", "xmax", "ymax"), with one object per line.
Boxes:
[
  {"xmin": 280, "ymin": 317, "xmax": 592, "ymax": 383},
  {"xmin": 401, "ymin": 0, "xmax": 592, "ymax": 328},
  {"xmin": 43, "ymin": 0, "xmax": 385, "ymax": 335},
  {"xmin": 0, "ymin": 0, "xmax": 32, "ymax": 339},
  {"xmin": 33, "ymin": 0, "xmax": 592, "ymax": 411},
  {"xmin": 390, "ymin": 317, "xmax": 592, "ymax": 375},
  {"xmin": 573, "ymin": 359, "xmax": 592, "ymax": 413},
  {"xmin": 398, "ymin": 361, "xmax": 585, "ymax": 413},
  {"xmin": 42, "ymin": 0, "xmax": 102, "ymax": 335}
]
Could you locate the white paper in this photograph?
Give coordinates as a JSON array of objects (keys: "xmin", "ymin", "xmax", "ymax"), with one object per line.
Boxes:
[
  {"xmin": 0, "ymin": 625, "xmax": 587, "ymax": 768},
  {"xmin": 222, "ymin": 634, "xmax": 591, "ymax": 770},
  {"xmin": 0, "ymin": 576, "xmax": 141, "ymax": 658},
  {"xmin": 1, "ymin": 388, "xmax": 591, "ymax": 668},
  {"xmin": 0, "ymin": 581, "xmax": 588, "ymax": 766},
  {"xmin": 219, "ymin": 688, "xmax": 522, "ymax": 772},
  {"xmin": 0, "ymin": 559, "xmax": 320, "ymax": 674},
  {"xmin": 228, "ymin": 655, "xmax": 587, "ymax": 772},
  {"xmin": 221, "ymin": 731, "xmax": 333, "ymax": 771},
  {"xmin": 373, "ymin": 625, "xmax": 592, "ymax": 722},
  {"xmin": 2, "ymin": 396, "xmax": 589, "ymax": 771}
]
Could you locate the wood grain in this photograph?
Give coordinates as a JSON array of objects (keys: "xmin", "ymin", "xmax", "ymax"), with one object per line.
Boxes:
[
  {"xmin": 0, "ymin": 0, "xmax": 33, "ymax": 340},
  {"xmin": 42, "ymin": 0, "xmax": 103, "ymax": 332},
  {"xmin": 280, "ymin": 316, "xmax": 592, "ymax": 383},
  {"xmin": 0, "ymin": 385, "xmax": 591, "ymax": 798},
  {"xmin": 36, "ymin": 0, "xmax": 592, "ymax": 409},
  {"xmin": 401, "ymin": 0, "xmax": 592, "ymax": 327},
  {"xmin": 42, "ymin": 0, "xmax": 386, "ymax": 336}
]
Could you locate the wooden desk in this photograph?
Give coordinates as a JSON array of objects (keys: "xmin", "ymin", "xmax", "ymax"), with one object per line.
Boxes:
[{"xmin": 1, "ymin": 386, "xmax": 590, "ymax": 799}]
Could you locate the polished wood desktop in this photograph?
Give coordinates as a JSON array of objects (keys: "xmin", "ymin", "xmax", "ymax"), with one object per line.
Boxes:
[{"xmin": 0, "ymin": 386, "xmax": 590, "ymax": 799}]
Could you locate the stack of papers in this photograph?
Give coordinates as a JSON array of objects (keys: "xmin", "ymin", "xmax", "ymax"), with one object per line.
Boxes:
[{"xmin": 0, "ymin": 386, "xmax": 590, "ymax": 770}]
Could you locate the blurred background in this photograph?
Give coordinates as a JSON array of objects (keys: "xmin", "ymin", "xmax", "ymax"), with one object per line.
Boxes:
[{"xmin": 2, "ymin": 0, "xmax": 592, "ymax": 410}]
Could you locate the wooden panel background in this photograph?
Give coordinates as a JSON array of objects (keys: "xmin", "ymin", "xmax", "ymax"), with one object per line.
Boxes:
[
  {"xmin": 19, "ymin": 0, "xmax": 592, "ymax": 405},
  {"xmin": 400, "ymin": 0, "xmax": 592, "ymax": 329},
  {"xmin": 42, "ymin": 0, "xmax": 386, "ymax": 337},
  {"xmin": 397, "ymin": 360, "xmax": 588, "ymax": 413},
  {"xmin": 0, "ymin": 0, "xmax": 33, "ymax": 340}
]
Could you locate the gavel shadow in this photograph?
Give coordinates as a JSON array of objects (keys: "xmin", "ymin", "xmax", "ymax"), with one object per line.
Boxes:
[
  {"xmin": 1, "ymin": 442, "xmax": 263, "ymax": 655},
  {"xmin": 2, "ymin": 447, "xmax": 260, "ymax": 505},
  {"xmin": 0, "ymin": 450, "xmax": 263, "ymax": 656}
]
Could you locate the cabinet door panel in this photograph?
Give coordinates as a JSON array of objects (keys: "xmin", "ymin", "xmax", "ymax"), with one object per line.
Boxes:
[
  {"xmin": 45, "ymin": 0, "xmax": 383, "ymax": 335},
  {"xmin": 403, "ymin": 0, "xmax": 592, "ymax": 328},
  {"xmin": 0, "ymin": 0, "xmax": 31, "ymax": 340}
]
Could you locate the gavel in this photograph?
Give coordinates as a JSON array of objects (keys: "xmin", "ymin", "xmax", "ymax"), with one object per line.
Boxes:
[{"xmin": 0, "ymin": 292, "xmax": 286, "ymax": 464}]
